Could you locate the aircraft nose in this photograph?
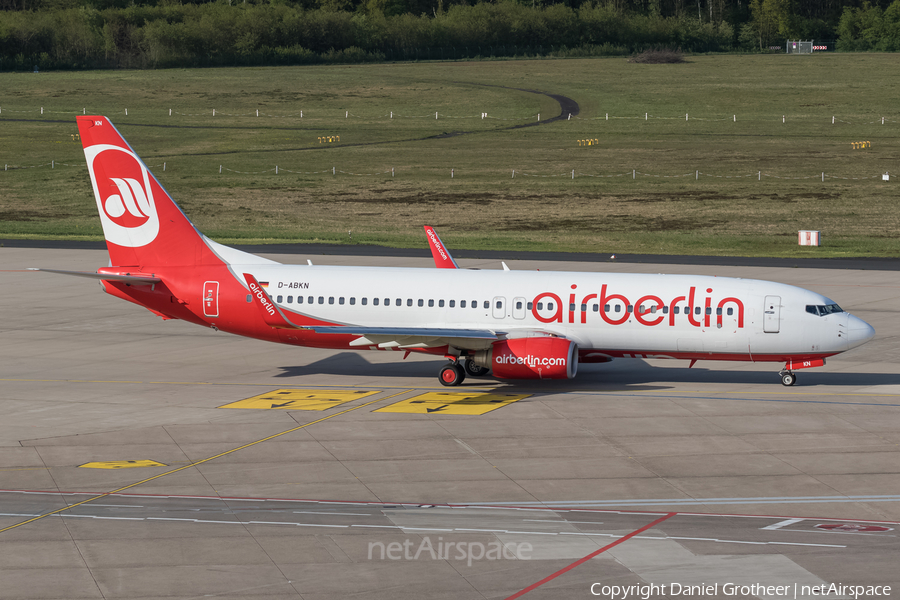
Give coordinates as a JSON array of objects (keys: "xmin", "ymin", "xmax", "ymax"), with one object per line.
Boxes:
[{"xmin": 847, "ymin": 314, "xmax": 875, "ymax": 349}]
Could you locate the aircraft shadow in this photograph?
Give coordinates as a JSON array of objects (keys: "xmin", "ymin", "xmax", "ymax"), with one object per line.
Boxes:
[{"xmin": 275, "ymin": 353, "xmax": 900, "ymax": 392}]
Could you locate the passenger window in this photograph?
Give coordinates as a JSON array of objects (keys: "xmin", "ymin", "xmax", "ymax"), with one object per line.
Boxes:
[
  {"xmin": 705, "ymin": 307, "xmax": 712, "ymax": 315},
  {"xmin": 614, "ymin": 305, "xmax": 621, "ymax": 313},
  {"xmin": 418, "ymin": 299, "xmax": 423, "ymax": 307},
  {"xmin": 439, "ymin": 300, "xmax": 445, "ymax": 307},
  {"xmin": 308, "ymin": 296, "xmax": 313, "ymax": 304},
  {"xmin": 695, "ymin": 306, "xmax": 701, "ymax": 315},
  {"xmin": 471, "ymin": 300, "xmax": 477, "ymax": 309},
  {"xmin": 339, "ymin": 297, "xmax": 345, "ymax": 305},
  {"xmin": 450, "ymin": 300, "xmax": 456, "ymax": 308},
  {"xmin": 373, "ymin": 298, "xmax": 379, "ymax": 306},
  {"xmin": 483, "ymin": 301, "xmax": 489, "ymax": 309},
  {"xmin": 674, "ymin": 306, "xmax": 680, "ymax": 314},
  {"xmin": 569, "ymin": 303, "xmax": 576, "ymax": 311},
  {"xmin": 407, "ymin": 299, "xmax": 412, "ymax": 307},
  {"xmin": 396, "ymin": 298, "xmax": 402, "ymax": 306},
  {"xmin": 350, "ymin": 297, "xmax": 356, "ymax": 305},
  {"xmin": 328, "ymin": 297, "xmax": 334, "ymax": 305},
  {"xmin": 537, "ymin": 302, "xmax": 543, "ymax": 310},
  {"xmin": 516, "ymin": 301, "xmax": 523, "ymax": 310},
  {"xmin": 604, "ymin": 304, "xmax": 610, "ymax": 312},
  {"xmin": 727, "ymin": 307, "xmax": 733, "ymax": 315},
  {"xmin": 298, "ymin": 296, "xmax": 304, "ymax": 304},
  {"xmin": 716, "ymin": 307, "xmax": 722, "ymax": 315},
  {"xmin": 627, "ymin": 305, "xmax": 633, "ymax": 313},
  {"xmin": 461, "ymin": 300, "xmax": 467, "ymax": 308},
  {"xmin": 527, "ymin": 302, "xmax": 533, "ymax": 310},
  {"xmin": 287, "ymin": 296, "xmax": 293, "ymax": 303},
  {"xmin": 277, "ymin": 295, "xmax": 283, "ymax": 303},
  {"xmin": 496, "ymin": 301, "xmax": 502, "ymax": 309},
  {"xmin": 428, "ymin": 299, "xmax": 434, "ymax": 307},
  {"xmin": 362, "ymin": 297, "xmax": 367, "ymax": 305},
  {"xmin": 318, "ymin": 297, "xmax": 324, "ymax": 304},
  {"xmin": 662, "ymin": 306, "xmax": 668, "ymax": 314},
  {"xmin": 384, "ymin": 298, "xmax": 389, "ymax": 306},
  {"xmin": 592, "ymin": 304, "xmax": 599, "ymax": 312},
  {"xmin": 650, "ymin": 305, "xmax": 657, "ymax": 313},
  {"xmin": 246, "ymin": 294, "xmax": 252, "ymax": 303},
  {"xmin": 547, "ymin": 302, "xmax": 554, "ymax": 311}
]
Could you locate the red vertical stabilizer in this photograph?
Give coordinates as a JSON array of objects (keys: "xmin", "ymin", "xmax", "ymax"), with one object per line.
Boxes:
[{"xmin": 77, "ymin": 115, "xmax": 206, "ymax": 267}]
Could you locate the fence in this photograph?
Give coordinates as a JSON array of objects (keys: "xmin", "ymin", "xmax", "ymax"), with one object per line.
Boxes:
[
  {"xmin": 3, "ymin": 160, "xmax": 889, "ymax": 183},
  {"xmin": 0, "ymin": 106, "xmax": 896, "ymax": 126}
]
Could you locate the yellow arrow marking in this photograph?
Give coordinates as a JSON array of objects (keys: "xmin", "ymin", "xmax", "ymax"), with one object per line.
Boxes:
[
  {"xmin": 219, "ymin": 389, "xmax": 379, "ymax": 411},
  {"xmin": 375, "ymin": 392, "xmax": 529, "ymax": 415},
  {"xmin": 78, "ymin": 460, "xmax": 167, "ymax": 469}
]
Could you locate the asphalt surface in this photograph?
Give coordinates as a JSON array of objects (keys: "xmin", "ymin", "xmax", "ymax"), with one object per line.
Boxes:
[{"xmin": 1, "ymin": 248, "xmax": 899, "ymax": 599}]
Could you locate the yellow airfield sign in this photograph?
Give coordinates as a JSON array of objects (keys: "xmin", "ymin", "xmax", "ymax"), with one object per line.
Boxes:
[
  {"xmin": 220, "ymin": 389, "xmax": 380, "ymax": 411},
  {"xmin": 375, "ymin": 392, "xmax": 529, "ymax": 415},
  {"xmin": 78, "ymin": 460, "xmax": 167, "ymax": 469}
]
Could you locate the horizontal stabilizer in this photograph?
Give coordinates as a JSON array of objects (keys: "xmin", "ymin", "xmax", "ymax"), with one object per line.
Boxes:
[{"xmin": 28, "ymin": 268, "xmax": 161, "ymax": 284}]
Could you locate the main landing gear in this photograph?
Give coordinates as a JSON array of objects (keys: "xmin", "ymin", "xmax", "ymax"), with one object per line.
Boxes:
[
  {"xmin": 439, "ymin": 362, "xmax": 465, "ymax": 387},
  {"xmin": 439, "ymin": 357, "xmax": 491, "ymax": 387}
]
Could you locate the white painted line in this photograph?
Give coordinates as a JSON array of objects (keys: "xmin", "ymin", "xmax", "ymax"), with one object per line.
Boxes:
[
  {"xmin": 352, "ymin": 524, "xmax": 400, "ymax": 529},
  {"xmin": 292, "ymin": 511, "xmax": 374, "ymax": 516},
  {"xmin": 524, "ymin": 519, "xmax": 604, "ymax": 525},
  {"xmin": 762, "ymin": 518, "xmax": 805, "ymax": 530},
  {"xmin": 768, "ymin": 541, "xmax": 846, "ymax": 547}
]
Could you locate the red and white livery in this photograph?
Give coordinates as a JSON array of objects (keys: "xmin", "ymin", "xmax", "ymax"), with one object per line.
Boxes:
[{"xmin": 34, "ymin": 117, "xmax": 876, "ymax": 387}]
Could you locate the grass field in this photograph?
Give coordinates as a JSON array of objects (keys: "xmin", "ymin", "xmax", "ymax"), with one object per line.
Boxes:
[{"xmin": 1, "ymin": 55, "xmax": 899, "ymax": 257}]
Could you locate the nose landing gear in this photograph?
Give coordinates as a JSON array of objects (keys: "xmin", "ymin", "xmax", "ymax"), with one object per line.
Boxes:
[{"xmin": 780, "ymin": 370, "xmax": 797, "ymax": 386}]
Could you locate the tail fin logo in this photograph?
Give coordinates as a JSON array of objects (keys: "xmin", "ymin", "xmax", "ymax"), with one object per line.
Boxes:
[{"xmin": 84, "ymin": 144, "xmax": 159, "ymax": 248}]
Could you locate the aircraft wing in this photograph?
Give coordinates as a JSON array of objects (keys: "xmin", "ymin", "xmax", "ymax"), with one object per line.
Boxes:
[{"xmin": 309, "ymin": 326, "xmax": 500, "ymax": 349}]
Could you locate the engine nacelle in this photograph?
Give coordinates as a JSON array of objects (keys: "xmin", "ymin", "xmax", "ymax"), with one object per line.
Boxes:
[{"xmin": 474, "ymin": 337, "xmax": 578, "ymax": 380}]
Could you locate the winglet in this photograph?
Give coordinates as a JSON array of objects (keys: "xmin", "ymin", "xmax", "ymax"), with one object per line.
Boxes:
[
  {"xmin": 243, "ymin": 273, "xmax": 302, "ymax": 329},
  {"xmin": 424, "ymin": 226, "xmax": 459, "ymax": 269}
]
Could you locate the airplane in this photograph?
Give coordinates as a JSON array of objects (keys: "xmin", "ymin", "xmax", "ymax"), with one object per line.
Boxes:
[{"xmin": 32, "ymin": 116, "xmax": 876, "ymax": 387}]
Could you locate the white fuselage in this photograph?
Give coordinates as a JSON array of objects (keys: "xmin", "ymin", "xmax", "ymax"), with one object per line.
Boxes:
[{"xmin": 238, "ymin": 265, "xmax": 870, "ymax": 361}]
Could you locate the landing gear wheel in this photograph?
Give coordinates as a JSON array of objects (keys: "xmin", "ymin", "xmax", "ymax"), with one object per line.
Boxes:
[
  {"xmin": 463, "ymin": 359, "xmax": 490, "ymax": 377},
  {"xmin": 780, "ymin": 371, "xmax": 796, "ymax": 386},
  {"xmin": 439, "ymin": 363, "xmax": 466, "ymax": 387}
]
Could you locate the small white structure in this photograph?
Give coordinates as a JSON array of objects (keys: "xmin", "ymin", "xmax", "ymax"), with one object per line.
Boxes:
[
  {"xmin": 883, "ymin": 173, "xmax": 890, "ymax": 181},
  {"xmin": 787, "ymin": 40, "xmax": 813, "ymax": 54},
  {"xmin": 799, "ymin": 230, "xmax": 821, "ymax": 246}
]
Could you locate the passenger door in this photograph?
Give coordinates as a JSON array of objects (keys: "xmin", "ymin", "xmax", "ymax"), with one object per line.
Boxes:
[{"xmin": 763, "ymin": 295, "xmax": 780, "ymax": 333}]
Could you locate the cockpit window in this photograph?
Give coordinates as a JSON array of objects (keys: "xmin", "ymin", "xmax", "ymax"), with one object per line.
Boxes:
[{"xmin": 806, "ymin": 303, "xmax": 843, "ymax": 316}]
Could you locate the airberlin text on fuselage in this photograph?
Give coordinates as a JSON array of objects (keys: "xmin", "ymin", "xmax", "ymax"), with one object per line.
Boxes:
[
  {"xmin": 248, "ymin": 282, "xmax": 276, "ymax": 316},
  {"xmin": 532, "ymin": 284, "xmax": 745, "ymax": 328}
]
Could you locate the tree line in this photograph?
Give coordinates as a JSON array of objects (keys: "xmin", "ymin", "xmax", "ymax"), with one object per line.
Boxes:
[{"xmin": 1, "ymin": 0, "xmax": 899, "ymax": 71}]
